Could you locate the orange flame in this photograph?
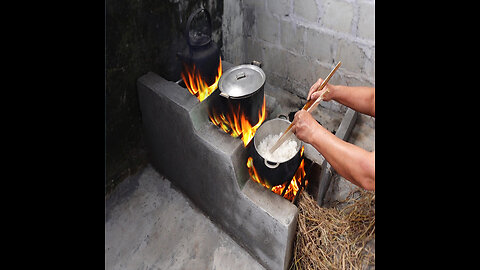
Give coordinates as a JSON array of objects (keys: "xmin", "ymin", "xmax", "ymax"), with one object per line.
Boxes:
[
  {"xmin": 209, "ymin": 97, "xmax": 266, "ymax": 147},
  {"xmin": 246, "ymin": 146, "xmax": 307, "ymax": 202},
  {"xmin": 181, "ymin": 57, "xmax": 222, "ymax": 102}
]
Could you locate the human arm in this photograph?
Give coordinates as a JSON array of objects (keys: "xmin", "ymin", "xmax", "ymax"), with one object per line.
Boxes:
[
  {"xmin": 308, "ymin": 78, "xmax": 375, "ymax": 117},
  {"xmin": 291, "ymin": 110, "xmax": 375, "ymax": 190}
]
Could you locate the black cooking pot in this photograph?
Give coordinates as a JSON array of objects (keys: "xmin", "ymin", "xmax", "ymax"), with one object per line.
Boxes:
[
  {"xmin": 216, "ymin": 62, "xmax": 266, "ymax": 125},
  {"xmin": 251, "ymin": 118, "xmax": 303, "ymax": 187},
  {"xmin": 177, "ymin": 8, "xmax": 221, "ymax": 86}
]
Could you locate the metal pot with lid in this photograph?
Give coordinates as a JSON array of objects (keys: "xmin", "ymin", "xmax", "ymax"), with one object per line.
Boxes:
[
  {"xmin": 216, "ymin": 62, "xmax": 266, "ymax": 125},
  {"xmin": 218, "ymin": 63, "xmax": 265, "ymax": 99}
]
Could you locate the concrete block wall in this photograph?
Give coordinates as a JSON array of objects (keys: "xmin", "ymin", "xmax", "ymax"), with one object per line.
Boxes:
[
  {"xmin": 222, "ymin": 0, "xmax": 375, "ymax": 115},
  {"xmin": 222, "ymin": 0, "xmax": 375, "ymax": 201}
]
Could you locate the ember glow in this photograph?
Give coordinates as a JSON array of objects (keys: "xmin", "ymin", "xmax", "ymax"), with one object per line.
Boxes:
[
  {"xmin": 209, "ymin": 97, "xmax": 266, "ymax": 147},
  {"xmin": 247, "ymin": 146, "xmax": 307, "ymax": 202},
  {"xmin": 181, "ymin": 57, "xmax": 222, "ymax": 102}
]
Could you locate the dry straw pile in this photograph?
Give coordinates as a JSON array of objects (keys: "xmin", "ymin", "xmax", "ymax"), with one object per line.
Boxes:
[{"xmin": 290, "ymin": 189, "xmax": 375, "ymax": 270}]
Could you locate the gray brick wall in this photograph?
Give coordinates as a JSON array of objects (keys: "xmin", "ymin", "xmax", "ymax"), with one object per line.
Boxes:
[
  {"xmin": 223, "ymin": 0, "xmax": 375, "ymax": 109},
  {"xmin": 222, "ymin": 0, "xmax": 375, "ymax": 203}
]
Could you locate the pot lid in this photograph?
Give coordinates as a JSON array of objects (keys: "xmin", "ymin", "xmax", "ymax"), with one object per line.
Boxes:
[{"xmin": 218, "ymin": 64, "xmax": 266, "ymax": 98}]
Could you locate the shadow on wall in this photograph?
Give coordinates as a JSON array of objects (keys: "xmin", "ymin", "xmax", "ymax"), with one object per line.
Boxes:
[{"xmin": 105, "ymin": 0, "xmax": 223, "ymax": 196}]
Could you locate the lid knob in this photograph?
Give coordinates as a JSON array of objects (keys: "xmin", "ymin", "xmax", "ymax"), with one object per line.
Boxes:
[{"xmin": 236, "ymin": 72, "xmax": 246, "ymax": 80}]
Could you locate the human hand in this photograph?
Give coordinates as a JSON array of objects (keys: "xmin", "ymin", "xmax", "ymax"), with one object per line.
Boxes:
[
  {"xmin": 291, "ymin": 110, "xmax": 321, "ymax": 145},
  {"xmin": 307, "ymin": 77, "xmax": 334, "ymax": 102}
]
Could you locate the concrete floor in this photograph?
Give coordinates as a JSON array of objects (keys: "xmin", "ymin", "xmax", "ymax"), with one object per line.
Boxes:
[{"xmin": 105, "ymin": 164, "xmax": 266, "ymax": 270}]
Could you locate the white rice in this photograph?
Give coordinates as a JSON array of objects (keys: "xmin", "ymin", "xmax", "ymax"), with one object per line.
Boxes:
[{"xmin": 257, "ymin": 133, "xmax": 298, "ymax": 163}]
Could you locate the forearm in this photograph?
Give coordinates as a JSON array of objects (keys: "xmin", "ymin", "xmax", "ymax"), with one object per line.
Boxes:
[
  {"xmin": 309, "ymin": 125, "xmax": 375, "ymax": 190},
  {"xmin": 331, "ymin": 85, "xmax": 375, "ymax": 117}
]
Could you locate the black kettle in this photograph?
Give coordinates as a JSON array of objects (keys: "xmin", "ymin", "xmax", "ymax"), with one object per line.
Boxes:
[{"xmin": 178, "ymin": 8, "xmax": 221, "ymax": 86}]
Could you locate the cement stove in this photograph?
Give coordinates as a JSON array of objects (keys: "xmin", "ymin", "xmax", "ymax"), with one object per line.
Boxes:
[{"xmin": 137, "ymin": 60, "xmax": 357, "ymax": 270}]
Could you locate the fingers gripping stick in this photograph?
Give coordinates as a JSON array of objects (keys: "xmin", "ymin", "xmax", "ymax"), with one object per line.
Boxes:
[{"xmin": 268, "ymin": 61, "xmax": 341, "ymax": 154}]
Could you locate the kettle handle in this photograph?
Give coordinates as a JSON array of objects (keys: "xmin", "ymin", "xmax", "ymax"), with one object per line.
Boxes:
[{"xmin": 186, "ymin": 8, "xmax": 212, "ymax": 47}]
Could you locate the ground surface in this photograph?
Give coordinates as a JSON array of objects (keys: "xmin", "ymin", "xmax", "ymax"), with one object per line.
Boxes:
[{"xmin": 105, "ymin": 164, "xmax": 265, "ymax": 270}]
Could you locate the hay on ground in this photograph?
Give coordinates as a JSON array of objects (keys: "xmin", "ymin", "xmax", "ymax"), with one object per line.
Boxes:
[{"xmin": 290, "ymin": 189, "xmax": 375, "ymax": 270}]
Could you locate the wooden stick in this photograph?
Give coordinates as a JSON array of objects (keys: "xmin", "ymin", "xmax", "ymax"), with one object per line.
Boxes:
[{"xmin": 268, "ymin": 61, "xmax": 341, "ymax": 153}]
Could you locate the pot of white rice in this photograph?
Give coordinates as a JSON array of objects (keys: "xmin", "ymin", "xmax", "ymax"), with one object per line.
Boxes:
[{"xmin": 251, "ymin": 117, "xmax": 303, "ymax": 187}]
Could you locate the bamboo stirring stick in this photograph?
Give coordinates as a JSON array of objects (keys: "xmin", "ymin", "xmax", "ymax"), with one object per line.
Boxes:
[{"xmin": 268, "ymin": 61, "xmax": 342, "ymax": 154}]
